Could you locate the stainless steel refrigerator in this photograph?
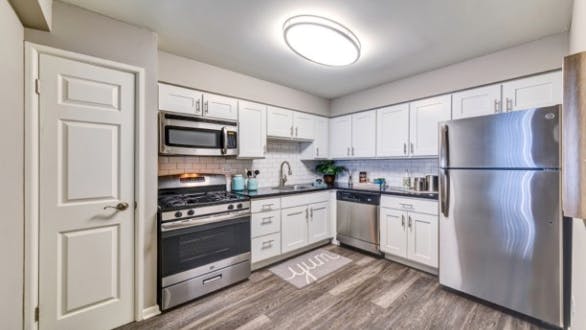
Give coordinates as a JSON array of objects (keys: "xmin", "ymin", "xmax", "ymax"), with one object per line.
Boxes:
[{"xmin": 438, "ymin": 106, "xmax": 563, "ymax": 327}]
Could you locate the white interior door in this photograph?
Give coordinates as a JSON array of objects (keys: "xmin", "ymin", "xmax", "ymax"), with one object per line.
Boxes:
[
  {"xmin": 38, "ymin": 53, "xmax": 135, "ymax": 330},
  {"xmin": 452, "ymin": 85, "xmax": 502, "ymax": 119},
  {"xmin": 376, "ymin": 104, "xmax": 409, "ymax": 157},
  {"xmin": 203, "ymin": 92, "xmax": 238, "ymax": 120},
  {"xmin": 237, "ymin": 101, "xmax": 266, "ymax": 158},
  {"xmin": 351, "ymin": 110, "xmax": 376, "ymax": 157}
]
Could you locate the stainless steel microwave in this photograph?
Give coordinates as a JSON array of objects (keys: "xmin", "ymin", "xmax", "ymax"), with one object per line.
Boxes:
[{"xmin": 159, "ymin": 111, "xmax": 238, "ymax": 156}]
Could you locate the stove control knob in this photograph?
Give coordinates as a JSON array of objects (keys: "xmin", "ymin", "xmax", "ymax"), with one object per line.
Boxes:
[
  {"xmin": 187, "ymin": 209, "xmax": 195, "ymax": 216},
  {"xmin": 174, "ymin": 211, "xmax": 183, "ymax": 218},
  {"xmin": 237, "ymin": 203, "xmax": 243, "ymax": 209},
  {"xmin": 227, "ymin": 204, "xmax": 235, "ymax": 210}
]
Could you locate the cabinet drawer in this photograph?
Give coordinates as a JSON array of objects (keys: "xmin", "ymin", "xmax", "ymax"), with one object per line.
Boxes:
[
  {"xmin": 281, "ymin": 191, "xmax": 328, "ymax": 209},
  {"xmin": 251, "ymin": 210, "xmax": 281, "ymax": 237},
  {"xmin": 251, "ymin": 198, "xmax": 281, "ymax": 213},
  {"xmin": 380, "ymin": 195, "xmax": 438, "ymax": 215},
  {"xmin": 251, "ymin": 233, "xmax": 281, "ymax": 263}
]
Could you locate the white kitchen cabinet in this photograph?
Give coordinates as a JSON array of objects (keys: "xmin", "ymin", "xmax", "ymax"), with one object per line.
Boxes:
[
  {"xmin": 379, "ymin": 196, "xmax": 438, "ymax": 269},
  {"xmin": 302, "ymin": 115, "xmax": 329, "ymax": 159},
  {"xmin": 329, "ymin": 115, "xmax": 352, "ymax": 158},
  {"xmin": 238, "ymin": 101, "xmax": 266, "ymax": 158},
  {"xmin": 267, "ymin": 106, "xmax": 293, "ymax": 138},
  {"xmin": 251, "ymin": 233, "xmax": 281, "ymax": 263},
  {"xmin": 203, "ymin": 92, "xmax": 238, "ymax": 120},
  {"xmin": 293, "ymin": 112, "xmax": 315, "ymax": 140},
  {"xmin": 452, "ymin": 85, "xmax": 502, "ymax": 119},
  {"xmin": 158, "ymin": 83, "xmax": 203, "ymax": 115},
  {"xmin": 502, "ymin": 71, "xmax": 562, "ymax": 111},
  {"xmin": 376, "ymin": 104, "xmax": 410, "ymax": 157},
  {"xmin": 380, "ymin": 207, "xmax": 407, "ymax": 258},
  {"xmin": 308, "ymin": 202, "xmax": 330, "ymax": 244},
  {"xmin": 351, "ymin": 110, "xmax": 376, "ymax": 157},
  {"xmin": 409, "ymin": 95, "xmax": 452, "ymax": 157},
  {"xmin": 407, "ymin": 212, "xmax": 438, "ymax": 268},
  {"xmin": 281, "ymin": 205, "xmax": 309, "ymax": 253}
]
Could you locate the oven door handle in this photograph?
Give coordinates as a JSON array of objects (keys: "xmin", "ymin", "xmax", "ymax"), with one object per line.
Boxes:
[
  {"xmin": 221, "ymin": 126, "xmax": 228, "ymax": 155},
  {"xmin": 161, "ymin": 210, "xmax": 249, "ymax": 232}
]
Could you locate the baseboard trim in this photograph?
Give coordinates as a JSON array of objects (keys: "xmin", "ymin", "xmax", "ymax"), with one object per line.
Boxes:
[
  {"xmin": 383, "ymin": 253, "xmax": 438, "ymax": 275},
  {"xmin": 142, "ymin": 305, "xmax": 161, "ymax": 320}
]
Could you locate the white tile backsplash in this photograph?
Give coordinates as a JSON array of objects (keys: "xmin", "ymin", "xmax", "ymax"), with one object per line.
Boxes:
[{"xmin": 335, "ymin": 158, "xmax": 439, "ymax": 187}]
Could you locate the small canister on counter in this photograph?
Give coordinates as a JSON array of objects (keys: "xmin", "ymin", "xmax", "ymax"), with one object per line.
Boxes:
[
  {"xmin": 426, "ymin": 175, "xmax": 439, "ymax": 192},
  {"xmin": 413, "ymin": 177, "xmax": 428, "ymax": 191},
  {"xmin": 231, "ymin": 174, "xmax": 245, "ymax": 191}
]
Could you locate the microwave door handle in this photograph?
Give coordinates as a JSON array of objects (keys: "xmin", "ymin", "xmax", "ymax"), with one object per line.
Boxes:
[{"xmin": 221, "ymin": 126, "xmax": 228, "ymax": 155}]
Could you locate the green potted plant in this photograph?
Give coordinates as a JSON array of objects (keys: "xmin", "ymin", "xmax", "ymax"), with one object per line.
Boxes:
[{"xmin": 315, "ymin": 160, "xmax": 347, "ymax": 186}]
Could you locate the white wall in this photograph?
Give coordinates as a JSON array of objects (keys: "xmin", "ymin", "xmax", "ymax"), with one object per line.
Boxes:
[
  {"xmin": 24, "ymin": 0, "xmax": 160, "ymax": 316},
  {"xmin": 0, "ymin": 1, "xmax": 24, "ymax": 329},
  {"xmin": 569, "ymin": 0, "xmax": 586, "ymax": 328},
  {"xmin": 159, "ymin": 51, "xmax": 330, "ymax": 116},
  {"xmin": 331, "ymin": 33, "xmax": 568, "ymax": 116}
]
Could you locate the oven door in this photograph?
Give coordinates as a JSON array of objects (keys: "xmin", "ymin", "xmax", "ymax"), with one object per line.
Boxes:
[
  {"xmin": 159, "ymin": 211, "xmax": 250, "ymax": 287},
  {"xmin": 159, "ymin": 111, "xmax": 238, "ymax": 156}
]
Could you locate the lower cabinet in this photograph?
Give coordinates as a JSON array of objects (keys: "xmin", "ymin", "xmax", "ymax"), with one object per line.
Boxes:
[
  {"xmin": 281, "ymin": 205, "xmax": 309, "ymax": 253},
  {"xmin": 308, "ymin": 202, "xmax": 329, "ymax": 244},
  {"xmin": 379, "ymin": 196, "xmax": 438, "ymax": 269}
]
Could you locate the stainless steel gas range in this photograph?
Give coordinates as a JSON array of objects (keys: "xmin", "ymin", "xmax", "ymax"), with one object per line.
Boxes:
[{"xmin": 157, "ymin": 174, "xmax": 251, "ymax": 311}]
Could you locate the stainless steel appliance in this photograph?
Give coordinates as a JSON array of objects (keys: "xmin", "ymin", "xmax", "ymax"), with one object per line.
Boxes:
[
  {"xmin": 157, "ymin": 174, "xmax": 251, "ymax": 311},
  {"xmin": 563, "ymin": 51, "xmax": 586, "ymax": 218},
  {"xmin": 336, "ymin": 191, "xmax": 381, "ymax": 254},
  {"xmin": 159, "ymin": 111, "xmax": 238, "ymax": 156},
  {"xmin": 439, "ymin": 106, "xmax": 563, "ymax": 327}
]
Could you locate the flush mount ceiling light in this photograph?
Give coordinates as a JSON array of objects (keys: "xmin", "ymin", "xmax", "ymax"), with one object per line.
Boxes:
[{"xmin": 283, "ymin": 15, "xmax": 361, "ymax": 66}]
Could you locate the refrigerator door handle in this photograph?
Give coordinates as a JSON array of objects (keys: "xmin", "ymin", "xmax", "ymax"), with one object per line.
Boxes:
[
  {"xmin": 440, "ymin": 168, "xmax": 450, "ymax": 217},
  {"xmin": 439, "ymin": 124, "xmax": 449, "ymax": 168}
]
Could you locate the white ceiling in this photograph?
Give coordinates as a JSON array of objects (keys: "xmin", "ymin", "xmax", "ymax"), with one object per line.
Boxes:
[{"xmin": 61, "ymin": 0, "xmax": 573, "ymax": 99}]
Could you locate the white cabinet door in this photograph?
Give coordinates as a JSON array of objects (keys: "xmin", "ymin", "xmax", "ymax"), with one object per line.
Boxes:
[
  {"xmin": 409, "ymin": 95, "xmax": 451, "ymax": 157},
  {"xmin": 351, "ymin": 110, "xmax": 376, "ymax": 157},
  {"xmin": 308, "ymin": 202, "xmax": 329, "ymax": 243},
  {"xmin": 281, "ymin": 206, "xmax": 309, "ymax": 253},
  {"xmin": 314, "ymin": 116, "xmax": 329, "ymax": 158},
  {"xmin": 407, "ymin": 212, "xmax": 438, "ymax": 268},
  {"xmin": 293, "ymin": 112, "xmax": 315, "ymax": 140},
  {"xmin": 502, "ymin": 71, "xmax": 562, "ymax": 111},
  {"xmin": 452, "ymin": 85, "xmax": 502, "ymax": 119},
  {"xmin": 329, "ymin": 115, "xmax": 352, "ymax": 158},
  {"xmin": 203, "ymin": 92, "xmax": 238, "ymax": 120},
  {"xmin": 238, "ymin": 101, "xmax": 266, "ymax": 158},
  {"xmin": 379, "ymin": 208, "xmax": 407, "ymax": 258},
  {"xmin": 267, "ymin": 106, "xmax": 293, "ymax": 138},
  {"xmin": 376, "ymin": 104, "xmax": 409, "ymax": 157},
  {"xmin": 159, "ymin": 83, "xmax": 203, "ymax": 115}
]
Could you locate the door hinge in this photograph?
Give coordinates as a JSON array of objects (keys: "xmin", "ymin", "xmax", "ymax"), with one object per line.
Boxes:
[
  {"xmin": 34, "ymin": 306, "xmax": 39, "ymax": 322},
  {"xmin": 35, "ymin": 79, "xmax": 40, "ymax": 95}
]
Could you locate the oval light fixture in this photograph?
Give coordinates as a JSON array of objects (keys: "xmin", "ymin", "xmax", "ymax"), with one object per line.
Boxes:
[{"xmin": 283, "ymin": 15, "xmax": 361, "ymax": 66}]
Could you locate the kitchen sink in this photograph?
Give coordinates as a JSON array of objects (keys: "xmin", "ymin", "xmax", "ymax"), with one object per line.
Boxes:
[{"xmin": 273, "ymin": 184, "xmax": 315, "ymax": 191}]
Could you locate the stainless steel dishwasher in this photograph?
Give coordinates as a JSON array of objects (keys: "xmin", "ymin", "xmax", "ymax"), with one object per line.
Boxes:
[{"xmin": 336, "ymin": 190, "xmax": 381, "ymax": 254}]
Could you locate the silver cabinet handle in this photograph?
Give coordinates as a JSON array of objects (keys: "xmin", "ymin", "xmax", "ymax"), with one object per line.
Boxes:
[
  {"xmin": 305, "ymin": 208, "xmax": 309, "ymax": 219},
  {"xmin": 401, "ymin": 214, "xmax": 405, "ymax": 228},
  {"xmin": 494, "ymin": 99, "xmax": 501, "ymax": 113},
  {"xmin": 261, "ymin": 239, "xmax": 274, "ymax": 249},
  {"xmin": 195, "ymin": 99, "xmax": 201, "ymax": 113},
  {"xmin": 347, "ymin": 147, "xmax": 350, "ymax": 156},
  {"xmin": 295, "ymin": 127, "xmax": 298, "ymax": 137},
  {"xmin": 506, "ymin": 98, "xmax": 513, "ymax": 112},
  {"xmin": 316, "ymin": 147, "xmax": 319, "ymax": 157},
  {"xmin": 408, "ymin": 216, "xmax": 413, "ymax": 230},
  {"xmin": 399, "ymin": 203, "xmax": 414, "ymax": 210},
  {"xmin": 261, "ymin": 203, "xmax": 274, "ymax": 210},
  {"xmin": 352, "ymin": 147, "xmax": 355, "ymax": 156},
  {"xmin": 403, "ymin": 143, "xmax": 407, "ymax": 155},
  {"xmin": 261, "ymin": 216, "xmax": 273, "ymax": 224},
  {"xmin": 410, "ymin": 143, "xmax": 414, "ymax": 154},
  {"xmin": 104, "ymin": 202, "xmax": 129, "ymax": 211},
  {"xmin": 204, "ymin": 101, "xmax": 209, "ymax": 114},
  {"xmin": 290, "ymin": 126, "xmax": 294, "ymax": 137},
  {"xmin": 310, "ymin": 208, "xmax": 313, "ymax": 218}
]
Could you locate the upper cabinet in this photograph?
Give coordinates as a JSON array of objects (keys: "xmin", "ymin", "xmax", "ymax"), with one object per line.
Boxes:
[
  {"xmin": 351, "ymin": 111, "xmax": 376, "ymax": 157},
  {"xmin": 409, "ymin": 95, "xmax": 452, "ymax": 157},
  {"xmin": 376, "ymin": 104, "xmax": 410, "ymax": 157},
  {"xmin": 502, "ymin": 71, "xmax": 562, "ymax": 112},
  {"xmin": 329, "ymin": 115, "xmax": 352, "ymax": 158},
  {"xmin": 452, "ymin": 85, "xmax": 502, "ymax": 119},
  {"xmin": 302, "ymin": 115, "xmax": 329, "ymax": 160},
  {"xmin": 238, "ymin": 101, "xmax": 266, "ymax": 159},
  {"xmin": 203, "ymin": 92, "xmax": 238, "ymax": 121},
  {"xmin": 267, "ymin": 106, "xmax": 314, "ymax": 141},
  {"xmin": 158, "ymin": 83, "xmax": 238, "ymax": 121},
  {"xmin": 159, "ymin": 83, "xmax": 203, "ymax": 115}
]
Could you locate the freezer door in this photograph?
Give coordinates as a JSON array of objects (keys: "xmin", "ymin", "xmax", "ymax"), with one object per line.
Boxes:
[
  {"xmin": 439, "ymin": 169, "xmax": 562, "ymax": 326},
  {"xmin": 439, "ymin": 106, "xmax": 560, "ymax": 169}
]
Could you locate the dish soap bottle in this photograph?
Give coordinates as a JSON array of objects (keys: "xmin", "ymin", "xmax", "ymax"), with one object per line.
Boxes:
[{"xmin": 402, "ymin": 169, "xmax": 411, "ymax": 189}]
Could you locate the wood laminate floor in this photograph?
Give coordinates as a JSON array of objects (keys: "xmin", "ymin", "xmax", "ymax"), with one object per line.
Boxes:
[{"xmin": 119, "ymin": 245, "xmax": 549, "ymax": 330}]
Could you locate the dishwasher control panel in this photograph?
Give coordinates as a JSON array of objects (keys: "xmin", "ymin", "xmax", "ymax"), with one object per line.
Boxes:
[{"xmin": 336, "ymin": 191, "xmax": 380, "ymax": 205}]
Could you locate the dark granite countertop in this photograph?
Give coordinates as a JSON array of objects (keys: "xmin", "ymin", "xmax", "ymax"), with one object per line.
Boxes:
[{"xmin": 235, "ymin": 183, "xmax": 438, "ymax": 200}]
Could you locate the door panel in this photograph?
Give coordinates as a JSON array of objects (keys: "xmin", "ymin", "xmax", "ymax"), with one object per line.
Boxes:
[
  {"xmin": 238, "ymin": 101, "xmax": 266, "ymax": 158},
  {"xmin": 379, "ymin": 208, "xmax": 407, "ymax": 258},
  {"xmin": 376, "ymin": 104, "xmax": 409, "ymax": 157},
  {"xmin": 502, "ymin": 71, "xmax": 562, "ymax": 111},
  {"xmin": 410, "ymin": 95, "xmax": 451, "ymax": 156},
  {"xmin": 439, "ymin": 169, "xmax": 562, "ymax": 326},
  {"xmin": 452, "ymin": 85, "xmax": 502, "ymax": 119},
  {"xmin": 407, "ymin": 212, "xmax": 438, "ymax": 267},
  {"xmin": 281, "ymin": 206, "xmax": 308, "ymax": 253},
  {"xmin": 329, "ymin": 115, "xmax": 352, "ymax": 158},
  {"xmin": 308, "ymin": 202, "xmax": 329, "ymax": 243},
  {"xmin": 267, "ymin": 106, "xmax": 293, "ymax": 138},
  {"xmin": 39, "ymin": 53, "xmax": 134, "ymax": 330},
  {"xmin": 442, "ymin": 106, "xmax": 560, "ymax": 169},
  {"xmin": 203, "ymin": 93, "xmax": 238, "ymax": 120},
  {"xmin": 351, "ymin": 110, "xmax": 376, "ymax": 157}
]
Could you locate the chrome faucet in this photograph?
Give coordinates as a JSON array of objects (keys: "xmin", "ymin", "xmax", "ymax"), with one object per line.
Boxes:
[{"xmin": 280, "ymin": 161, "xmax": 293, "ymax": 187}]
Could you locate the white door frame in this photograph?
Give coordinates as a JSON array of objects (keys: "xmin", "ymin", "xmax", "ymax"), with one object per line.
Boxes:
[{"xmin": 24, "ymin": 42, "xmax": 147, "ymax": 329}]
